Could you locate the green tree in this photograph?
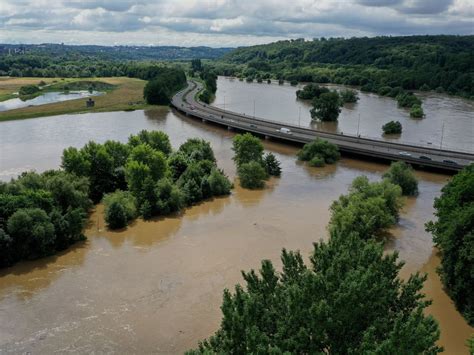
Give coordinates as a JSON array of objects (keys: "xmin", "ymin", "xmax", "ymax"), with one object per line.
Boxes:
[
  {"xmin": 232, "ymin": 133, "xmax": 264, "ymax": 167},
  {"xmin": 189, "ymin": 234, "xmax": 441, "ymax": 354},
  {"xmin": 191, "ymin": 58, "xmax": 202, "ymax": 72},
  {"xmin": 144, "ymin": 79, "xmax": 170, "ymax": 105},
  {"xmin": 310, "ymin": 91, "xmax": 342, "ymax": 121},
  {"xmin": 383, "ymin": 161, "xmax": 419, "ymax": 196},
  {"xmin": 426, "ymin": 164, "xmax": 474, "ymax": 325},
  {"xmin": 410, "ymin": 104, "xmax": 424, "ymax": 118},
  {"xmin": 179, "ymin": 138, "xmax": 216, "ymax": 163},
  {"xmin": 103, "ymin": 190, "xmax": 137, "ymax": 229},
  {"xmin": 296, "ymin": 83, "xmax": 329, "ymax": 100},
  {"xmin": 238, "ymin": 161, "xmax": 267, "ymax": 189},
  {"xmin": 168, "ymin": 152, "xmax": 189, "ymax": 181},
  {"xmin": 125, "ymin": 160, "xmax": 152, "ymax": 196},
  {"xmin": 382, "ymin": 121, "xmax": 402, "ymax": 134},
  {"xmin": 207, "ymin": 169, "xmax": 232, "ymax": 196},
  {"xmin": 128, "ymin": 144, "xmax": 168, "ymax": 181},
  {"xmin": 7, "ymin": 208, "xmax": 56, "ymax": 259},
  {"xmin": 329, "ymin": 176, "xmax": 403, "ymax": 239},
  {"xmin": 297, "ymin": 138, "xmax": 340, "ymax": 164},
  {"xmin": 128, "ymin": 130, "xmax": 172, "ymax": 156},
  {"xmin": 61, "ymin": 147, "xmax": 91, "ymax": 177},
  {"xmin": 397, "ymin": 92, "xmax": 422, "ymax": 108},
  {"xmin": 154, "ymin": 178, "xmax": 185, "ymax": 215},
  {"xmin": 340, "ymin": 89, "xmax": 359, "ymax": 103},
  {"xmin": 263, "ymin": 153, "xmax": 281, "ymax": 177}
]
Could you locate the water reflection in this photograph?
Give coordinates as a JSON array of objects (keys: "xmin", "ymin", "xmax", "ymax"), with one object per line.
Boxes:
[
  {"xmin": 0, "ymin": 241, "xmax": 88, "ymax": 300},
  {"xmin": 232, "ymin": 178, "xmax": 278, "ymax": 207}
]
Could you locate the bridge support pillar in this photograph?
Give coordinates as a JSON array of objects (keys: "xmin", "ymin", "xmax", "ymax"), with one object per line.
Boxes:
[
  {"xmin": 227, "ymin": 126, "xmax": 232, "ymax": 131},
  {"xmin": 265, "ymin": 135, "xmax": 270, "ymax": 140},
  {"xmin": 202, "ymin": 119, "xmax": 207, "ymax": 123}
]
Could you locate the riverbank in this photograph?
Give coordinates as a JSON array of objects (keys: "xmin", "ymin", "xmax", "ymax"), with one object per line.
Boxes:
[{"xmin": 0, "ymin": 77, "xmax": 151, "ymax": 121}]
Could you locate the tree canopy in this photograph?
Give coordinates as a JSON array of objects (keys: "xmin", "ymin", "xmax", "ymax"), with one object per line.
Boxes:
[
  {"xmin": 0, "ymin": 171, "xmax": 91, "ymax": 268},
  {"xmin": 426, "ymin": 164, "xmax": 474, "ymax": 326}
]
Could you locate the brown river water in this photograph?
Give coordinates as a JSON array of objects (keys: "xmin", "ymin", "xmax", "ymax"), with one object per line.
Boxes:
[{"xmin": 0, "ymin": 82, "xmax": 472, "ymax": 353}]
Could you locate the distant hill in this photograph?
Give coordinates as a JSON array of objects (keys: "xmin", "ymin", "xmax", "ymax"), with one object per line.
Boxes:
[
  {"xmin": 0, "ymin": 43, "xmax": 232, "ymax": 61},
  {"xmin": 220, "ymin": 35, "xmax": 474, "ymax": 98}
]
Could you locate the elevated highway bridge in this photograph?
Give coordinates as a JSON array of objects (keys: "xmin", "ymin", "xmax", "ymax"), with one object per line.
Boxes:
[{"xmin": 171, "ymin": 81, "xmax": 474, "ymax": 172}]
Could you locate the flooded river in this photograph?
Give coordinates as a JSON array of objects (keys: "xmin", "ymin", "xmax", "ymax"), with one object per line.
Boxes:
[
  {"xmin": 214, "ymin": 77, "xmax": 474, "ymax": 153},
  {"xmin": 0, "ymin": 91, "xmax": 101, "ymax": 112},
  {"xmin": 0, "ymin": 86, "xmax": 472, "ymax": 353}
]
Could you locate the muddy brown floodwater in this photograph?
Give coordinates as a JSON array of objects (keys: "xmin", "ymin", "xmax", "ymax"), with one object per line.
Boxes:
[{"xmin": 0, "ymin": 88, "xmax": 473, "ymax": 353}]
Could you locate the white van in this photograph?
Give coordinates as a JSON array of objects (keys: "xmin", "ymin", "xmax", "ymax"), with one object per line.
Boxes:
[{"xmin": 277, "ymin": 127, "xmax": 292, "ymax": 135}]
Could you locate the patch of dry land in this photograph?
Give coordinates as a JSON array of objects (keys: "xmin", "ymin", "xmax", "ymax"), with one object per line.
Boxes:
[{"xmin": 0, "ymin": 77, "xmax": 151, "ymax": 121}]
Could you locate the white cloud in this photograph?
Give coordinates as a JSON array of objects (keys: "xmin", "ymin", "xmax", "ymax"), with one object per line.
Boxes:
[{"xmin": 0, "ymin": 0, "xmax": 471, "ymax": 47}]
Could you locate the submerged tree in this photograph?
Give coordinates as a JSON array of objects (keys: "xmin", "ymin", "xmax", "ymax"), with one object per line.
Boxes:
[
  {"xmin": 383, "ymin": 161, "xmax": 419, "ymax": 196},
  {"xmin": 382, "ymin": 121, "xmax": 402, "ymax": 134},
  {"xmin": 310, "ymin": 91, "xmax": 343, "ymax": 122}
]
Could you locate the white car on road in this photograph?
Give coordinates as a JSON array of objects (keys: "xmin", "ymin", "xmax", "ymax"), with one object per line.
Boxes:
[{"xmin": 277, "ymin": 127, "xmax": 292, "ymax": 135}]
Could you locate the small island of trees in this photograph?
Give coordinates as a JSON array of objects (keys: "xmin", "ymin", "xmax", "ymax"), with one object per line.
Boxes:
[
  {"xmin": 382, "ymin": 120, "xmax": 402, "ymax": 135},
  {"xmin": 63, "ymin": 130, "xmax": 233, "ymax": 230},
  {"xmin": 232, "ymin": 133, "xmax": 281, "ymax": 189}
]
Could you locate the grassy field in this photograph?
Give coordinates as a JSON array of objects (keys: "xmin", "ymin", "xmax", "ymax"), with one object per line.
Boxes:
[{"xmin": 0, "ymin": 77, "xmax": 152, "ymax": 121}]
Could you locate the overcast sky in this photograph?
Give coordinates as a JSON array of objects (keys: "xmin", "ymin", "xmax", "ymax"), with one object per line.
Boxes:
[{"xmin": 0, "ymin": 0, "xmax": 472, "ymax": 47}]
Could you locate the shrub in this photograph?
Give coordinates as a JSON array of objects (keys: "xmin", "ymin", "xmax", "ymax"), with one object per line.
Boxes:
[
  {"xmin": 382, "ymin": 121, "xmax": 402, "ymax": 134},
  {"xmin": 103, "ymin": 190, "xmax": 137, "ymax": 229},
  {"xmin": 396, "ymin": 92, "xmax": 421, "ymax": 108},
  {"xmin": 309, "ymin": 156, "xmax": 325, "ymax": 167},
  {"xmin": 297, "ymin": 138, "xmax": 340, "ymax": 164},
  {"xmin": 383, "ymin": 161, "xmax": 418, "ymax": 196},
  {"xmin": 377, "ymin": 86, "xmax": 392, "ymax": 96},
  {"xmin": 105, "ymin": 201, "xmax": 128, "ymax": 229},
  {"xmin": 410, "ymin": 104, "xmax": 424, "ymax": 118},
  {"xmin": 7, "ymin": 208, "xmax": 56, "ymax": 259},
  {"xmin": 19, "ymin": 84, "xmax": 40, "ymax": 96},
  {"xmin": 340, "ymin": 89, "xmax": 359, "ymax": 103},
  {"xmin": 199, "ymin": 89, "xmax": 212, "ymax": 104},
  {"xmin": 154, "ymin": 178, "xmax": 185, "ymax": 215},
  {"xmin": 207, "ymin": 169, "xmax": 232, "ymax": 196},
  {"xmin": 168, "ymin": 152, "xmax": 189, "ymax": 181},
  {"xmin": 290, "ymin": 80, "xmax": 298, "ymax": 86},
  {"xmin": 238, "ymin": 162, "xmax": 267, "ymax": 189},
  {"xmin": 263, "ymin": 153, "xmax": 282, "ymax": 176},
  {"xmin": 296, "ymin": 83, "xmax": 329, "ymax": 100},
  {"xmin": 329, "ymin": 176, "xmax": 403, "ymax": 238}
]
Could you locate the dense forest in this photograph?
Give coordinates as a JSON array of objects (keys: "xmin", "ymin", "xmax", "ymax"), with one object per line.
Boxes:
[
  {"xmin": 0, "ymin": 43, "xmax": 229, "ymax": 78},
  {"xmin": 214, "ymin": 35, "xmax": 474, "ymax": 98}
]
